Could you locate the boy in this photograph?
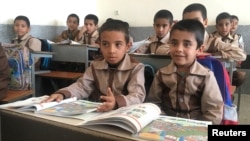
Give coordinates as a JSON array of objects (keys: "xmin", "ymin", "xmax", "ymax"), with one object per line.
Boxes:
[
  {"xmin": 43, "ymin": 19, "xmax": 146, "ymax": 112},
  {"xmin": 75, "ymin": 14, "xmax": 99, "ymax": 46},
  {"xmin": 212, "ymin": 12, "xmax": 246, "ymax": 88},
  {"xmin": 201, "ymin": 12, "xmax": 246, "ymax": 61},
  {"xmin": 146, "ymin": 19, "xmax": 224, "ymax": 124},
  {"xmin": 12, "ymin": 15, "xmax": 41, "ymax": 65},
  {"xmin": 182, "ymin": 3, "xmax": 209, "ymax": 44},
  {"xmin": 54, "ymin": 13, "xmax": 80, "ymax": 42},
  {"xmin": 0, "ymin": 45, "xmax": 10, "ymax": 100},
  {"xmin": 135, "ymin": 9, "xmax": 173, "ymax": 54},
  {"xmin": 230, "ymin": 15, "xmax": 244, "ymax": 50}
]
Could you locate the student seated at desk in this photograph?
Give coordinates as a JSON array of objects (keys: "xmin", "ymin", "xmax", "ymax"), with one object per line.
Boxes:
[
  {"xmin": 75, "ymin": 14, "xmax": 100, "ymax": 62},
  {"xmin": 75, "ymin": 14, "xmax": 99, "ymax": 47},
  {"xmin": 146, "ymin": 19, "xmax": 224, "ymax": 124},
  {"xmin": 135, "ymin": 9, "xmax": 173, "ymax": 54},
  {"xmin": 44, "ymin": 19, "xmax": 146, "ymax": 112},
  {"xmin": 54, "ymin": 13, "xmax": 80, "ymax": 42},
  {"xmin": 203, "ymin": 12, "xmax": 247, "ymax": 90},
  {"xmin": 0, "ymin": 45, "xmax": 10, "ymax": 100}
]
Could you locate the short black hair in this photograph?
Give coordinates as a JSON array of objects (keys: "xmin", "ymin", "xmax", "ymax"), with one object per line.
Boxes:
[
  {"xmin": 170, "ymin": 19, "xmax": 205, "ymax": 49},
  {"xmin": 84, "ymin": 14, "xmax": 99, "ymax": 25},
  {"xmin": 99, "ymin": 18, "xmax": 130, "ymax": 43},
  {"xmin": 182, "ymin": 3, "xmax": 207, "ymax": 20},
  {"xmin": 230, "ymin": 15, "xmax": 239, "ymax": 21},
  {"xmin": 216, "ymin": 12, "xmax": 231, "ymax": 25},
  {"xmin": 67, "ymin": 13, "xmax": 80, "ymax": 25},
  {"xmin": 14, "ymin": 15, "xmax": 30, "ymax": 27},
  {"xmin": 153, "ymin": 9, "xmax": 173, "ymax": 25}
]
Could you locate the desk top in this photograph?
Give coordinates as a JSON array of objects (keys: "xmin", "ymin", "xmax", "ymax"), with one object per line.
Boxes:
[
  {"xmin": 0, "ymin": 108, "xmax": 145, "ymax": 141},
  {"xmin": 36, "ymin": 71, "xmax": 84, "ymax": 79},
  {"xmin": 0, "ymin": 90, "xmax": 33, "ymax": 104},
  {"xmin": 51, "ymin": 44, "xmax": 99, "ymax": 48}
]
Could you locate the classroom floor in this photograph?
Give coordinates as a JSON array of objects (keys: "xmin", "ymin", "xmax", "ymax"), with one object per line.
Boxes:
[{"xmin": 234, "ymin": 93, "xmax": 250, "ymax": 124}]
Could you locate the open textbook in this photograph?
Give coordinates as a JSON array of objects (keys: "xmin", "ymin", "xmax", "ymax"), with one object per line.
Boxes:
[
  {"xmin": 135, "ymin": 116, "xmax": 211, "ymax": 141},
  {"xmin": 78, "ymin": 103, "xmax": 161, "ymax": 134},
  {"xmin": 0, "ymin": 96, "xmax": 101, "ymax": 116},
  {"xmin": 1, "ymin": 99, "xmax": 211, "ymax": 138},
  {"xmin": 75, "ymin": 103, "xmax": 211, "ymax": 138}
]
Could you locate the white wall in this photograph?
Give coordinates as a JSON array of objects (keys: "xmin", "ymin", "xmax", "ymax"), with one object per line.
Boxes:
[{"xmin": 1, "ymin": 0, "xmax": 250, "ymax": 26}]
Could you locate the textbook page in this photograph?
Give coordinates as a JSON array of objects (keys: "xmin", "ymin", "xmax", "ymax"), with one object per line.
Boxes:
[
  {"xmin": 136, "ymin": 115, "xmax": 212, "ymax": 141},
  {"xmin": 0, "ymin": 95, "xmax": 49, "ymax": 108},
  {"xmin": 0, "ymin": 96, "xmax": 77, "ymax": 112},
  {"xmin": 70, "ymin": 40, "xmax": 81, "ymax": 45},
  {"xmin": 36, "ymin": 100, "xmax": 102, "ymax": 116},
  {"xmin": 81, "ymin": 103, "xmax": 161, "ymax": 134},
  {"xmin": 18, "ymin": 97, "xmax": 77, "ymax": 112}
]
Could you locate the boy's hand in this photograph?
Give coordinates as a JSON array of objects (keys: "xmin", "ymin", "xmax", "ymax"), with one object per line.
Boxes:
[
  {"xmin": 97, "ymin": 87, "xmax": 116, "ymax": 112},
  {"xmin": 41, "ymin": 94, "xmax": 64, "ymax": 103},
  {"xmin": 80, "ymin": 25, "xmax": 87, "ymax": 33}
]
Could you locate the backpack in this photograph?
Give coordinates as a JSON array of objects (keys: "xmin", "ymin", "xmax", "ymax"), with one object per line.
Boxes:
[
  {"xmin": 38, "ymin": 38, "xmax": 52, "ymax": 70},
  {"xmin": 2, "ymin": 42, "xmax": 33, "ymax": 90},
  {"xmin": 197, "ymin": 56, "xmax": 238, "ymax": 125}
]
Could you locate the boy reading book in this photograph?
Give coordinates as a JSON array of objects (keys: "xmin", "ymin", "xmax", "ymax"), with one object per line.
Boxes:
[
  {"xmin": 146, "ymin": 19, "xmax": 224, "ymax": 124},
  {"xmin": 43, "ymin": 19, "xmax": 146, "ymax": 112}
]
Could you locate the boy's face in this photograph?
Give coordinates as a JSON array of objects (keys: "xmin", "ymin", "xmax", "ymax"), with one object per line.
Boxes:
[
  {"xmin": 231, "ymin": 18, "xmax": 238, "ymax": 34},
  {"xmin": 183, "ymin": 11, "xmax": 208, "ymax": 28},
  {"xmin": 216, "ymin": 19, "xmax": 231, "ymax": 37},
  {"xmin": 13, "ymin": 20, "xmax": 30, "ymax": 38},
  {"xmin": 99, "ymin": 31, "xmax": 129, "ymax": 65},
  {"xmin": 84, "ymin": 19, "xmax": 97, "ymax": 34},
  {"xmin": 153, "ymin": 18, "xmax": 171, "ymax": 39},
  {"xmin": 169, "ymin": 30, "xmax": 200, "ymax": 69},
  {"xmin": 67, "ymin": 17, "xmax": 79, "ymax": 31}
]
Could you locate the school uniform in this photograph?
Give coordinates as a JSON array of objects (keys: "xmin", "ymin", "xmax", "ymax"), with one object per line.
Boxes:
[
  {"xmin": 204, "ymin": 32, "xmax": 246, "ymax": 62},
  {"xmin": 54, "ymin": 29, "xmax": 80, "ymax": 42},
  {"xmin": 208, "ymin": 31, "xmax": 247, "ymax": 87},
  {"xmin": 0, "ymin": 45, "xmax": 10, "ymax": 99},
  {"xmin": 55, "ymin": 54, "xmax": 146, "ymax": 108},
  {"xmin": 76, "ymin": 30, "xmax": 99, "ymax": 45},
  {"xmin": 147, "ymin": 60, "xmax": 224, "ymax": 124},
  {"xmin": 12, "ymin": 33, "xmax": 41, "ymax": 64},
  {"xmin": 136, "ymin": 32, "xmax": 169, "ymax": 54}
]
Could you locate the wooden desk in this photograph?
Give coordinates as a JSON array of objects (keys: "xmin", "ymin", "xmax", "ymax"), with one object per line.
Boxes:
[
  {"xmin": 36, "ymin": 71, "xmax": 83, "ymax": 79},
  {"xmin": 36, "ymin": 71, "xmax": 83, "ymax": 92},
  {"xmin": 0, "ymin": 109, "xmax": 144, "ymax": 141},
  {"xmin": 0, "ymin": 90, "xmax": 33, "ymax": 104}
]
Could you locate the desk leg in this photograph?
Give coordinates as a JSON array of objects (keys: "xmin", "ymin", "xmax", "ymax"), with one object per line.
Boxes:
[
  {"xmin": 85, "ymin": 49, "xmax": 89, "ymax": 71},
  {"xmin": 237, "ymin": 86, "xmax": 242, "ymax": 115},
  {"xmin": 0, "ymin": 113, "xmax": 2, "ymax": 141}
]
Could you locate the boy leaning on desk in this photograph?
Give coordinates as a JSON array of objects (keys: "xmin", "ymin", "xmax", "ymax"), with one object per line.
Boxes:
[{"xmin": 43, "ymin": 18, "xmax": 146, "ymax": 112}]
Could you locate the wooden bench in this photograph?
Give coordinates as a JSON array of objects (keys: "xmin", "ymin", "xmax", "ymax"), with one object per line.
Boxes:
[{"xmin": 0, "ymin": 90, "xmax": 33, "ymax": 104}]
